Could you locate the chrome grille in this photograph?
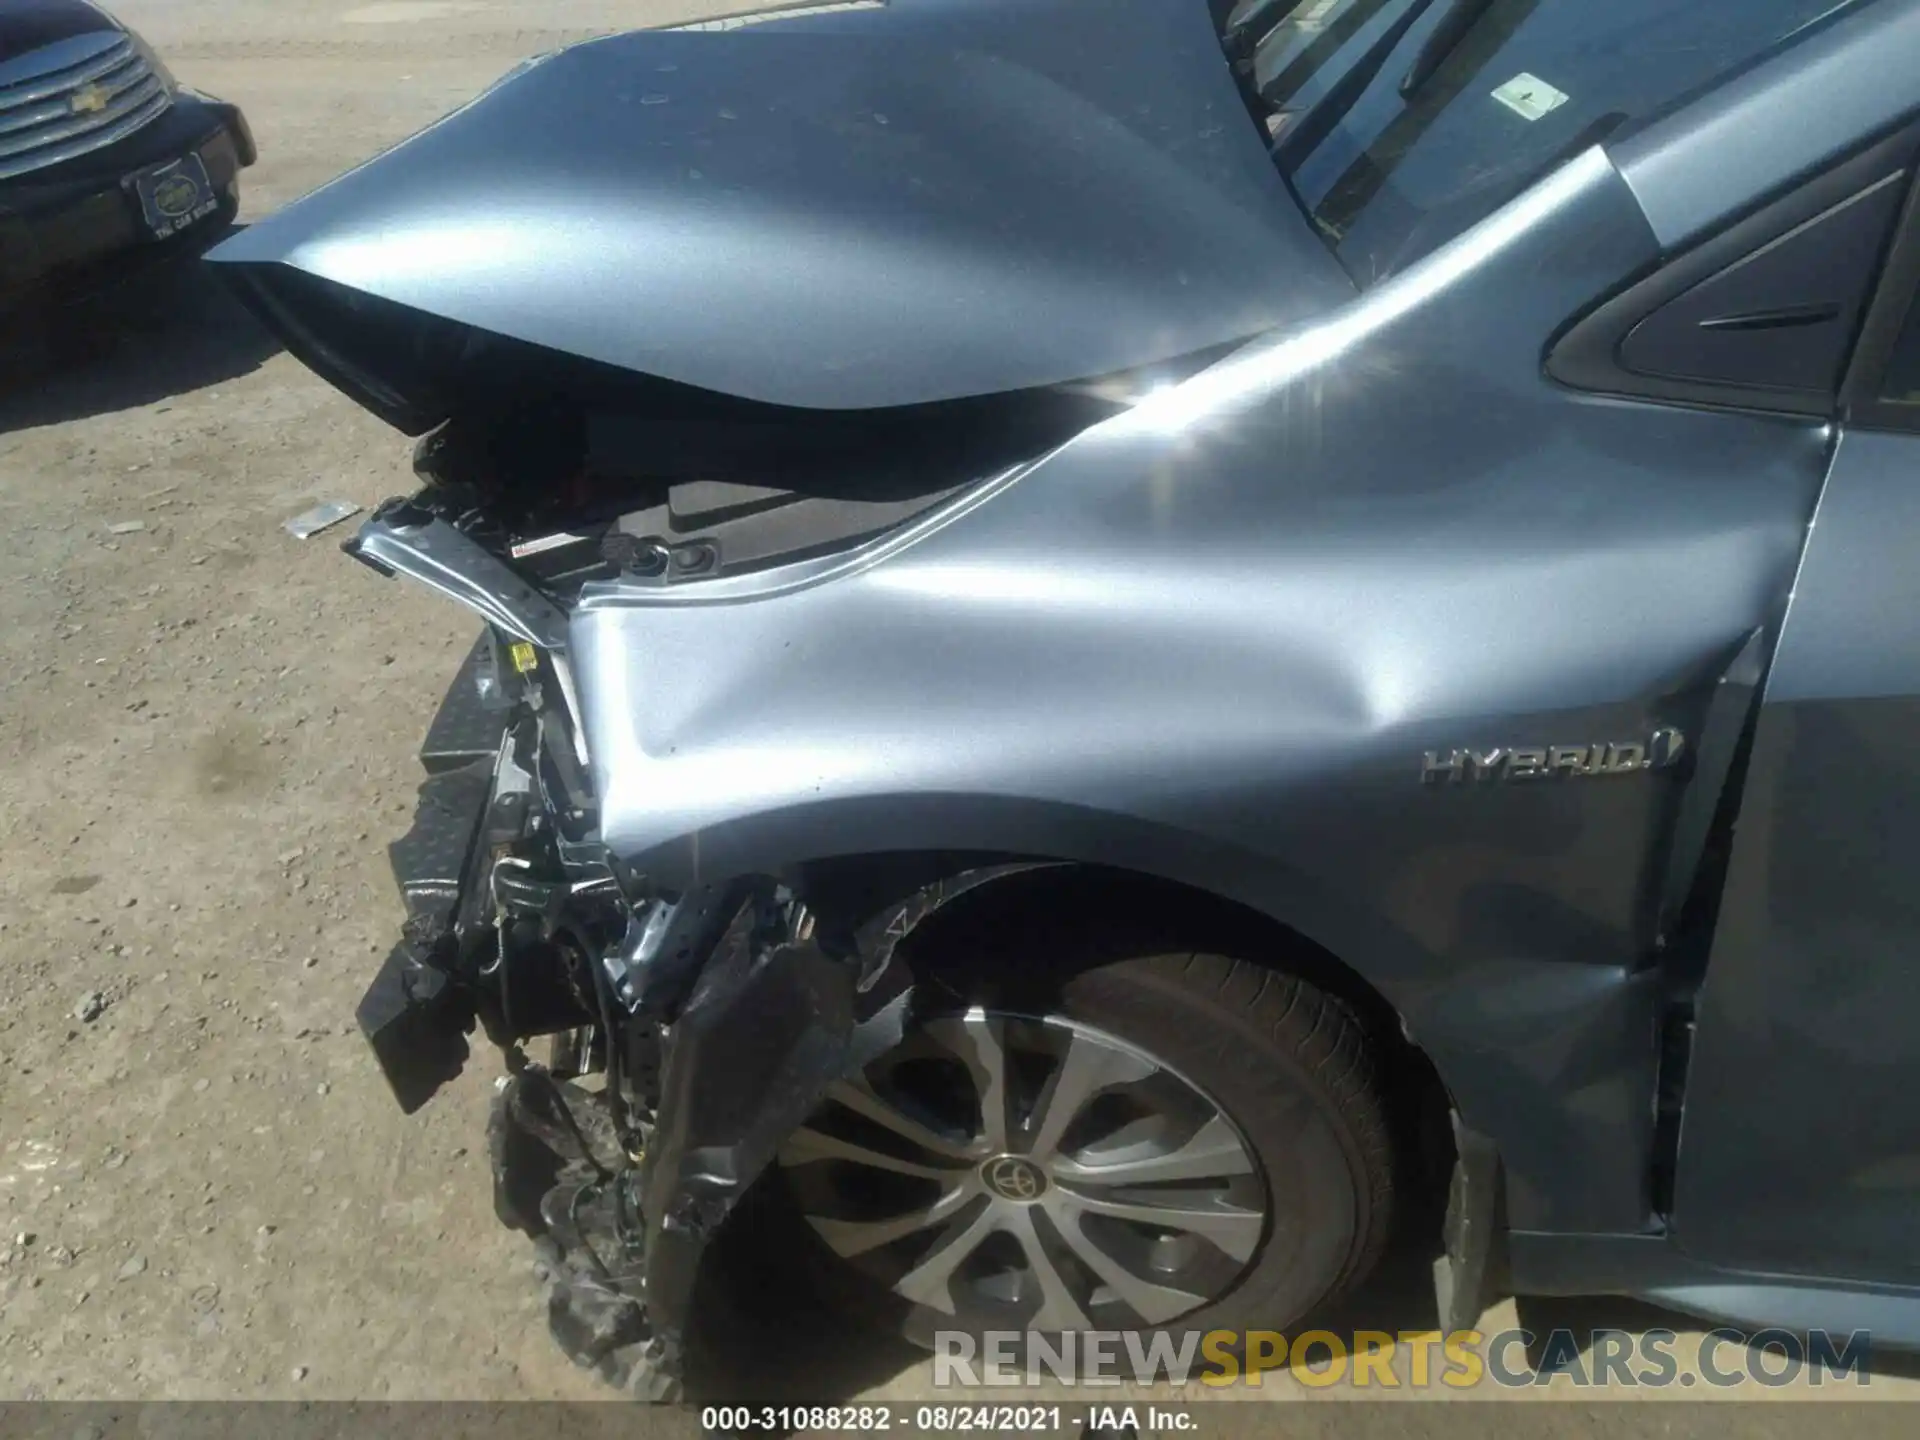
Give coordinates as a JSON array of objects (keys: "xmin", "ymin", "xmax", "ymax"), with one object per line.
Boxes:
[{"xmin": 0, "ymin": 35, "xmax": 171, "ymax": 182}]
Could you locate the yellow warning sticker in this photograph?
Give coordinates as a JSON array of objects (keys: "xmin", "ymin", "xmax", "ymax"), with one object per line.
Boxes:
[{"xmin": 509, "ymin": 641, "xmax": 538, "ymax": 675}]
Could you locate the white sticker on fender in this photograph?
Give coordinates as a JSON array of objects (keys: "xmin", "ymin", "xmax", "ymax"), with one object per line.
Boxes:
[{"xmin": 1491, "ymin": 72, "xmax": 1571, "ymax": 121}]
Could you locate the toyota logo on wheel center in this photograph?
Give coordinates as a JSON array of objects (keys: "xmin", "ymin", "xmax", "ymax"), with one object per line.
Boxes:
[{"xmin": 981, "ymin": 1154, "xmax": 1047, "ymax": 1203}]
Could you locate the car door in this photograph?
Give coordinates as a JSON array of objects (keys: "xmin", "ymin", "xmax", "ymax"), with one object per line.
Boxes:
[{"xmin": 1668, "ymin": 142, "xmax": 1920, "ymax": 1287}]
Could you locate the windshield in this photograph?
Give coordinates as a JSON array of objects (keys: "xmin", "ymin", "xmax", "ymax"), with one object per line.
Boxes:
[{"xmin": 1218, "ymin": 0, "xmax": 1869, "ymax": 286}]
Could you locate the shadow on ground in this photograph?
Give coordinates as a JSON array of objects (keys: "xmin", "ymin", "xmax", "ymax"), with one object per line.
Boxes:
[
  {"xmin": 0, "ymin": 243, "xmax": 279, "ymax": 434},
  {"xmin": 682, "ymin": 1186, "xmax": 1455, "ymax": 1404},
  {"xmin": 685, "ymin": 1188, "xmax": 1920, "ymax": 1403},
  {"xmin": 686, "ymin": 1183, "xmax": 925, "ymax": 1404},
  {"xmin": 1514, "ymin": 1293, "xmax": 1920, "ymax": 1383}
]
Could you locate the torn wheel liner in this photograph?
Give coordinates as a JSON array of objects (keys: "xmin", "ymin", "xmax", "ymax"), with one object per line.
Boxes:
[{"xmin": 473, "ymin": 870, "xmax": 928, "ymax": 1399}]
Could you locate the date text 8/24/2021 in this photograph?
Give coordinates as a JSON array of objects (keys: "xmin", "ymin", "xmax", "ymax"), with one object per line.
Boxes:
[{"xmin": 698, "ymin": 1408, "xmax": 1194, "ymax": 1432}]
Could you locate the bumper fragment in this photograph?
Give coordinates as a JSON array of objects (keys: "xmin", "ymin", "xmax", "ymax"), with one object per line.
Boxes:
[
  {"xmin": 357, "ymin": 725, "xmax": 496, "ymax": 1112},
  {"xmin": 355, "ymin": 941, "xmax": 473, "ymax": 1115},
  {"xmin": 386, "ymin": 757, "xmax": 493, "ymax": 930}
]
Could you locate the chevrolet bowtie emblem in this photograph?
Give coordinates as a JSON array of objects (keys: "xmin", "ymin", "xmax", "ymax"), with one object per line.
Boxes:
[{"xmin": 68, "ymin": 83, "xmax": 111, "ymax": 116}]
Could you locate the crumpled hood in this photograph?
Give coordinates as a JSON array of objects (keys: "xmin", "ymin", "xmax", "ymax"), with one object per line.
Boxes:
[{"xmin": 210, "ymin": 0, "xmax": 1352, "ymax": 414}]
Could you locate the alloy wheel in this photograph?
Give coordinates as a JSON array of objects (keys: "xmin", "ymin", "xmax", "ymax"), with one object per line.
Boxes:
[{"xmin": 775, "ymin": 1006, "xmax": 1269, "ymax": 1333}]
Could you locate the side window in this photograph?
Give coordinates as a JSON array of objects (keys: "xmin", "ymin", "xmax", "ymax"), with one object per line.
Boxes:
[
  {"xmin": 1613, "ymin": 172, "xmax": 1905, "ymax": 398},
  {"xmin": 1840, "ymin": 155, "xmax": 1920, "ymax": 432},
  {"xmin": 1549, "ymin": 125, "xmax": 1917, "ymax": 417}
]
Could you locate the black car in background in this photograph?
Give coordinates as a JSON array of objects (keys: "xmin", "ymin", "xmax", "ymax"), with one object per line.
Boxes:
[{"xmin": 0, "ymin": 0, "xmax": 253, "ymax": 317}]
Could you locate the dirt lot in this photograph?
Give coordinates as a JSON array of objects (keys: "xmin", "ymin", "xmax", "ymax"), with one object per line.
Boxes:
[
  {"xmin": 0, "ymin": 0, "xmax": 765, "ymax": 1403},
  {"xmin": 0, "ymin": 0, "xmax": 1911, "ymax": 1423}
]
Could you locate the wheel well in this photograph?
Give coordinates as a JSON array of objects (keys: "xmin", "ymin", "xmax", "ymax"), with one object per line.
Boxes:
[{"xmin": 798, "ymin": 853, "xmax": 1458, "ymax": 1210}]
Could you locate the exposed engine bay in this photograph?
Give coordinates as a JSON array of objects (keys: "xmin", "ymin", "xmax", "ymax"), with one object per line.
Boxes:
[{"xmin": 230, "ymin": 267, "xmax": 1225, "ymax": 593}]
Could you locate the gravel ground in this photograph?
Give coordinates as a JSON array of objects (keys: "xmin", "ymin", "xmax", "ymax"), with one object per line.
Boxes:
[
  {"xmin": 0, "ymin": 0, "xmax": 1912, "ymax": 1421},
  {"xmin": 0, "ymin": 0, "xmax": 746, "ymax": 1403}
]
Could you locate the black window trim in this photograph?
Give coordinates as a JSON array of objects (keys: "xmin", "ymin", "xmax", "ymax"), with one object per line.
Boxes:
[
  {"xmin": 1841, "ymin": 137, "xmax": 1920, "ymax": 433},
  {"xmin": 1546, "ymin": 121, "xmax": 1919, "ymax": 421}
]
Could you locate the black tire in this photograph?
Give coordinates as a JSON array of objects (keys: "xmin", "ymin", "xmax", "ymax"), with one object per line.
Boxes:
[{"xmin": 772, "ymin": 932, "xmax": 1398, "ymax": 1354}]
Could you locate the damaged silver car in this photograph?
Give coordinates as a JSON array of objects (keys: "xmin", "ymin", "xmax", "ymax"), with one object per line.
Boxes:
[{"xmin": 212, "ymin": 0, "xmax": 1920, "ymax": 1400}]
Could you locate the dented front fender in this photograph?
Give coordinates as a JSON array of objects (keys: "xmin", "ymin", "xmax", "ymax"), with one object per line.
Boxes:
[{"xmin": 568, "ymin": 150, "xmax": 1828, "ymax": 1239}]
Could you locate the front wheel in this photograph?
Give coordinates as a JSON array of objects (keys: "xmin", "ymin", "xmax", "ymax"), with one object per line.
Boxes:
[{"xmin": 774, "ymin": 946, "xmax": 1397, "ymax": 1353}]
